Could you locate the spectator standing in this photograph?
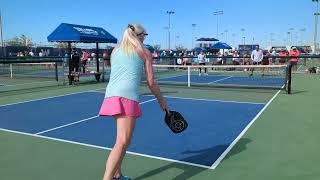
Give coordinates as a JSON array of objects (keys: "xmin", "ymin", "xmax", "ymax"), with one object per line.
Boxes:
[
  {"xmin": 289, "ymin": 47, "xmax": 300, "ymax": 72},
  {"xmin": 250, "ymin": 46, "xmax": 264, "ymax": 76},
  {"xmin": 197, "ymin": 51, "xmax": 207, "ymax": 76},
  {"xmin": 278, "ymin": 49, "xmax": 287, "ymax": 64},
  {"xmin": 81, "ymin": 49, "xmax": 89, "ymax": 73},
  {"xmin": 103, "ymin": 50, "xmax": 110, "ymax": 67}
]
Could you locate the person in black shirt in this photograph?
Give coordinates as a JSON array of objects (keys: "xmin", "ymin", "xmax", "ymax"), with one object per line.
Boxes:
[{"xmin": 69, "ymin": 49, "xmax": 80, "ymax": 83}]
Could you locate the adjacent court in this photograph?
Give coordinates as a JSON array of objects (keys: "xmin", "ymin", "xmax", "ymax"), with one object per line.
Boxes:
[
  {"xmin": 157, "ymin": 74, "xmax": 285, "ymax": 88},
  {"xmin": 0, "ymin": 91, "xmax": 264, "ymax": 169}
]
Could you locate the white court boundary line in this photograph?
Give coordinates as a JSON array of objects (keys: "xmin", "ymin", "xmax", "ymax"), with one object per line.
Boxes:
[
  {"xmin": 0, "ymin": 127, "xmax": 212, "ymax": 169},
  {"xmin": 4, "ymin": 80, "xmax": 57, "ymax": 87},
  {"xmin": 210, "ymin": 89, "xmax": 282, "ymax": 169},
  {"xmin": 0, "ymin": 88, "xmax": 105, "ymax": 108},
  {"xmin": 35, "ymin": 115, "xmax": 100, "ymax": 135},
  {"xmin": 92, "ymin": 91, "xmax": 265, "ymax": 105},
  {"xmin": 0, "ymin": 96, "xmax": 215, "ymax": 169},
  {"xmin": 0, "ymin": 90, "xmax": 279, "ymax": 170},
  {"xmin": 34, "ymin": 98, "xmax": 157, "ymax": 135},
  {"xmin": 156, "ymin": 74, "xmax": 186, "ymax": 81},
  {"xmin": 162, "ymin": 95, "xmax": 265, "ymax": 105},
  {"xmin": 207, "ymin": 76, "xmax": 233, "ymax": 84}
]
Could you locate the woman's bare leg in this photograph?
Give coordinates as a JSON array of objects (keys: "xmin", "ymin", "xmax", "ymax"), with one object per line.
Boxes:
[{"xmin": 102, "ymin": 115, "xmax": 137, "ymax": 180}]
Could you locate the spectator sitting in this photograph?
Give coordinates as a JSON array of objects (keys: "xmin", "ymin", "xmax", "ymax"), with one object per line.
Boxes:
[
  {"xmin": 29, "ymin": 51, "xmax": 34, "ymax": 56},
  {"xmin": 278, "ymin": 49, "xmax": 287, "ymax": 64},
  {"xmin": 182, "ymin": 50, "xmax": 189, "ymax": 66},
  {"xmin": 216, "ymin": 52, "xmax": 223, "ymax": 65},
  {"xmin": 152, "ymin": 50, "xmax": 158, "ymax": 64},
  {"xmin": 242, "ymin": 50, "xmax": 250, "ymax": 65},
  {"xmin": 232, "ymin": 51, "xmax": 240, "ymax": 65}
]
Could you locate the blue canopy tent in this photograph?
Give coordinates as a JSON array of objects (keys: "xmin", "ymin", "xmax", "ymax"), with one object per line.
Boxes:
[
  {"xmin": 210, "ymin": 42, "xmax": 232, "ymax": 50},
  {"xmin": 196, "ymin": 37, "xmax": 219, "ymax": 42},
  {"xmin": 210, "ymin": 42, "xmax": 233, "ymax": 65},
  {"xmin": 47, "ymin": 23, "xmax": 117, "ymax": 83},
  {"xmin": 47, "ymin": 23, "xmax": 117, "ymax": 43},
  {"xmin": 144, "ymin": 44, "xmax": 155, "ymax": 53},
  {"xmin": 194, "ymin": 47, "xmax": 207, "ymax": 52}
]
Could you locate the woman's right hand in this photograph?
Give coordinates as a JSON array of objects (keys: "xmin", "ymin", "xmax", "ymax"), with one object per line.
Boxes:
[{"xmin": 159, "ymin": 98, "xmax": 169, "ymax": 113}]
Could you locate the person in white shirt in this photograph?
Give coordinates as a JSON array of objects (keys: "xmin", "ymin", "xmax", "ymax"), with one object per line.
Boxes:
[
  {"xmin": 250, "ymin": 46, "xmax": 264, "ymax": 76},
  {"xmin": 197, "ymin": 51, "xmax": 207, "ymax": 76},
  {"xmin": 29, "ymin": 51, "xmax": 34, "ymax": 57},
  {"xmin": 232, "ymin": 51, "xmax": 240, "ymax": 65}
]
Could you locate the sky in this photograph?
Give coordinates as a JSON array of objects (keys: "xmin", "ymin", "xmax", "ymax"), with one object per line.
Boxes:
[{"xmin": 0, "ymin": 0, "xmax": 318, "ymax": 49}]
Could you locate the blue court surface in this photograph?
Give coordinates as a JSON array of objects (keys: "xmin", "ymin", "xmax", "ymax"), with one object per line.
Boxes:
[
  {"xmin": 0, "ymin": 91, "xmax": 265, "ymax": 168},
  {"xmin": 158, "ymin": 75, "xmax": 285, "ymax": 88}
]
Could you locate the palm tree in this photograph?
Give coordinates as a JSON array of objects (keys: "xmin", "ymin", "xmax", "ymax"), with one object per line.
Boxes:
[
  {"xmin": 175, "ymin": 45, "xmax": 185, "ymax": 51},
  {"xmin": 54, "ymin": 42, "xmax": 69, "ymax": 49},
  {"xmin": 153, "ymin": 44, "xmax": 161, "ymax": 52},
  {"xmin": 20, "ymin": 34, "xmax": 32, "ymax": 47},
  {"xmin": 7, "ymin": 34, "xmax": 32, "ymax": 46}
]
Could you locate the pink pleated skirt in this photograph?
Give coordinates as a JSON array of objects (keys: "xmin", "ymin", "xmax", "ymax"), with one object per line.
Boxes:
[{"xmin": 99, "ymin": 96, "xmax": 142, "ymax": 117}]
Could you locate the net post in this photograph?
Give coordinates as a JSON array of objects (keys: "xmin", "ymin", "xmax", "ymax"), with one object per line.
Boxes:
[
  {"xmin": 187, "ymin": 66, "xmax": 190, "ymax": 87},
  {"xmin": 62, "ymin": 60, "xmax": 66, "ymax": 85},
  {"xmin": 283, "ymin": 66, "xmax": 288, "ymax": 91},
  {"xmin": 287, "ymin": 64, "xmax": 292, "ymax": 94},
  {"xmin": 55, "ymin": 62, "xmax": 58, "ymax": 81},
  {"xmin": 10, "ymin": 64, "xmax": 12, "ymax": 78},
  {"xmin": 102, "ymin": 59, "xmax": 105, "ymax": 82}
]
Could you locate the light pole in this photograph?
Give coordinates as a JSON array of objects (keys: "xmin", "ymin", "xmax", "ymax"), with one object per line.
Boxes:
[
  {"xmin": 300, "ymin": 28, "xmax": 306, "ymax": 45},
  {"xmin": 164, "ymin": 26, "xmax": 169, "ymax": 49},
  {"xmin": 166, "ymin": 11, "xmax": 175, "ymax": 50},
  {"xmin": 270, "ymin": 33, "xmax": 274, "ymax": 46},
  {"xmin": 283, "ymin": 38, "xmax": 287, "ymax": 45},
  {"xmin": 0, "ymin": 10, "xmax": 5, "ymax": 57},
  {"xmin": 213, "ymin": 11, "xmax": 224, "ymax": 40},
  {"xmin": 232, "ymin": 33, "xmax": 236, "ymax": 47},
  {"xmin": 191, "ymin": 24, "xmax": 196, "ymax": 49},
  {"xmin": 313, "ymin": 0, "xmax": 319, "ymax": 51},
  {"xmin": 287, "ymin": 32, "xmax": 290, "ymax": 46},
  {"xmin": 241, "ymin": 28, "xmax": 245, "ymax": 45},
  {"xmin": 224, "ymin": 30, "xmax": 228, "ymax": 42},
  {"xmin": 289, "ymin": 28, "xmax": 294, "ymax": 46},
  {"xmin": 176, "ymin": 35, "xmax": 180, "ymax": 47}
]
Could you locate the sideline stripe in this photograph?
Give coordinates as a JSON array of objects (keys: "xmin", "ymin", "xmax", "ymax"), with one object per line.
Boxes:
[
  {"xmin": 0, "ymin": 88, "xmax": 105, "ymax": 107},
  {"xmin": 207, "ymin": 76, "xmax": 233, "ymax": 84},
  {"xmin": 93, "ymin": 91, "xmax": 265, "ymax": 105},
  {"xmin": 35, "ymin": 115, "xmax": 99, "ymax": 135},
  {"xmin": 4, "ymin": 80, "xmax": 56, "ymax": 87},
  {"xmin": 210, "ymin": 89, "xmax": 282, "ymax": 169},
  {"xmin": 0, "ymin": 127, "xmax": 212, "ymax": 169},
  {"xmin": 34, "ymin": 98, "xmax": 157, "ymax": 135}
]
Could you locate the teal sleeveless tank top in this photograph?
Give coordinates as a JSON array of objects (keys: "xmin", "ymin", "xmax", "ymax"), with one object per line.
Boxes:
[{"xmin": 105, "ymin": 47, "xmax": 144, "ymax": 102}]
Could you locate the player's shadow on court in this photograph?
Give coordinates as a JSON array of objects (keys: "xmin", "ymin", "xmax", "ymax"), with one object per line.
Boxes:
[
  {"xmin": 289, "ymin": 90, "xmax": 308, "ymax": 95},
  {"xmin": 223, "ymin": 138, "xmax": 252, "ymax": 160},
  {"xmin": 134, "ymin": 138, "xmax": 252, "ymax": 180}
]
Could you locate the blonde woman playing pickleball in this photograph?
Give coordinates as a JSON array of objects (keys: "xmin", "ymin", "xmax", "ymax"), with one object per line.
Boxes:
[{"xmin": 99, "ymin": 23, "xmax": 169, "ymax": 180}]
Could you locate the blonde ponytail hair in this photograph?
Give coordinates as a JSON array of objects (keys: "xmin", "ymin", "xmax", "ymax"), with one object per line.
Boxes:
[{"xmin": 120, "ymin": 23, "xmax": 146, "ymax": 55}]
